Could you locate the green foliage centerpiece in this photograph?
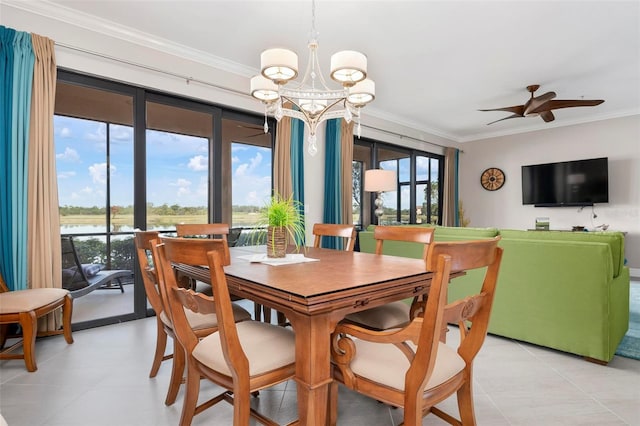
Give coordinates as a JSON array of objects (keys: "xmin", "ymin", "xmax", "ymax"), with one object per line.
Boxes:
[{"xmin": 259, "ymin": 193, "xmax": 305, "ymax": 258}]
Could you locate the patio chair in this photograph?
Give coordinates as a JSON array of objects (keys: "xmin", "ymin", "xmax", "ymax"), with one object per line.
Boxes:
[{"xmin": 61, "ymin": 236, "xmax": 132, "ymax": 298}]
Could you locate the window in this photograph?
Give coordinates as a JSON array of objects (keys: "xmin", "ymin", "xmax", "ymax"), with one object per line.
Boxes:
[
  {"xmin": 222, "ymin": 117, "xmax": 273, "ymax": 228},
  {"xmin": 55, "ymin": 71, "xmax": 272, "ymax": 328},
  {"xmin": 55, "ymin": 79, "xmax": 136, "ymax": 323},
  {"xmin": 353, "ymin": 138, "xmax": 443, "ymax": 227},
  {"xmin": 145, "ymin": 100, "xmax": 212, "ymax": 229}
]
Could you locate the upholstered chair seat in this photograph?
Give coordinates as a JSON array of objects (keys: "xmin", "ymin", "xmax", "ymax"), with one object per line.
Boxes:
[
  {"xmin": 193, "ymin": 321, "xmax": 295, "ymax": 377},
  {"xmin": 346, "ymin": 338, "xmax": 465, "ymax": 392},
  {"xmin": 159, "ymin": 304, "xmax": 251, "ymax": 332}
]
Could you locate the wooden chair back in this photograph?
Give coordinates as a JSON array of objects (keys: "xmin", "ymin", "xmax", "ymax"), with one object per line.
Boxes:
[
  {"xmin": 175, "ymin": 223, "xmax": 229, "ymax": 240},
  {"xmin": 413, "ymin": 236, "xmax": 503, "ymax": 384},
  {"xmin": 312, "ymin": 223, "xmax": 357, "ymax": 251},
  {"xmin": 373, "ymin": 225, "xmax": 435, "ymax": 258},
  {"xmin": 133, "ymin": 231, "xmax": 163, "ymax": 314}
]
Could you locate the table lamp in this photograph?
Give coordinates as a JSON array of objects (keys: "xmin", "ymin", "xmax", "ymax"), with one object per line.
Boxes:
[{"xmin": 364, "ymin": 169, "xmax": 396, "ymax": 224}]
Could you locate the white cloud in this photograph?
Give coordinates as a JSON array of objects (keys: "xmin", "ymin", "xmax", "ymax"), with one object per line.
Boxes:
[
  {"xmin": 110, "ymin": 125, "xmax": 133, "ymax": 142},
  {"xmin": 235, "ymin": 163, "xmax": 249, "ymax": 177},
  {"xmin": 56, "ymin": 147, "xmax": 80, "ymax": 162},
  {"xmin": 234, "ymin": 152, "xmax": 263, "ymax": 177},
  {"xmin": 57, "ymin": 171, "xmax": 76, "ymax": 179},
  {"xmin": 89, "ymin": 163, "xmax": 115, "ymax": 184},
  {"xmin": 232, "ymin": 156, "xmax": 240, "ymax": 164},
  {"xmin": 59, "ymin": 127, "xmax": 72, "ymax": 138},
  {"xmin": 171, "ymin": 178, "xmax": 192, "ymax": 188},
  {"xmin": 171, "ymin": 178, "xmax": 192, "ymax": 197},
  {"xmin": 196, "ymin": 175, "xmax": 208, "ymax": 197},
  {"xmin": 188, "ymin": 155, "xmax": 208, "ymax": 171}
]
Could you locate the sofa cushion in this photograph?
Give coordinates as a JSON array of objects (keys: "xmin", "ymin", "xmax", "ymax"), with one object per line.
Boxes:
[{"xmin": 498, "ymin": 229, "xmax": 624, "ymax": 277}]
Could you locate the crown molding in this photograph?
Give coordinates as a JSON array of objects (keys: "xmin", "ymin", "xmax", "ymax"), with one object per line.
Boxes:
[
  {"xmin": 4, "ymin": 0, "xmax": 257, "ymax": 78},
  {"xmin": 458, "ymin": 109, "xmax": 640, "ymax": 143}
]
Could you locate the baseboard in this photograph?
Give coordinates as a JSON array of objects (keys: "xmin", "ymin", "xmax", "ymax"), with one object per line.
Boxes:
[{"xmin": 630, "ymin": 268, "xmax": 640, "ymax": 280}]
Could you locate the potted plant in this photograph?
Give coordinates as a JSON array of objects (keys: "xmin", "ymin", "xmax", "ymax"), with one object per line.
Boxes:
[{"xmin": 258, "ymin": 193, "xmax": 305, "ymax": 258}]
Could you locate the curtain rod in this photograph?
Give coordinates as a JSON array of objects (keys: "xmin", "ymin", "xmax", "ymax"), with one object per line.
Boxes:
[
  {"xmin": 55, "ymin": 41, "xmax": 247, "ymax": 98},
  {"xmin": 359, "ymin": 124, "xmax": 461, "ymax": 152},
  {"xmin": 55, "ymin": 41, "xmax": 461, "ymax": 153}
]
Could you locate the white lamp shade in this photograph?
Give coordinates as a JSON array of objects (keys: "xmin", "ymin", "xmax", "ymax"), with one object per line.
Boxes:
[
  {"xmin": 364, "ymin": 169, "xmax": 396, "ymax": 192},
  {"xmin": 261, "ymin": 48, "xmax": 298, "ymax": 83},
  {"xmin": 347, "ymin": 78, "xmax": 375, "ymax": 106},
  {"xmin": 299, "ymin": 98, "xmax": 327, "ymax": 115},
  {"xmin": 250, "ymin": 75, "xmax": 280, "ymax": 102},
  {"xmin": 330, "ymin": 50, "xmax": 367, "ymax": 86}
]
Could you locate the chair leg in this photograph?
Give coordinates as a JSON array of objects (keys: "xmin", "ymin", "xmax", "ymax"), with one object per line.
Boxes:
[
  {"xmin": 150, "ymin": 318, "xmax": 168, "ymax": 378},
  {"xmin": 19, "ymin": 310, "xmax": 38, "ymax": 372},
  {"xmin": 0, "ymin": 324, "xmax": 8, "ymax": 349},
  {"xmin": 179, "ymin": 362, "xmax": 201, "ymax": 426},
  {"xmin": 232, "ymin": 381, "xmax": 251, "ymax": 426},
  {"xmin": 166, "ymin": 338, "xmax": 184, "ymax": 406},
  {"xmin": 62, "ymin": 295, "xmax": 74, "ymax": 344},
  {"xmin": 457, "ymin": 375, "xmax": 477, "ymax": 426},
  {"xmin": 328, "ymin": 380, "xmax": 339, "ymax": 425}
]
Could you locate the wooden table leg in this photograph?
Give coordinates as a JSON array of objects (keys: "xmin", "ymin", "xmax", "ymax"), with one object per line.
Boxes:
[{"xmin": 288, "ymin": 312, "xmax": 335, "ymax": 425}]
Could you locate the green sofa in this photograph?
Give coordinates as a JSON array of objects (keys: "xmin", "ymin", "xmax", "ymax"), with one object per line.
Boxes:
[{"xmin": 358, "ymin": 225, "xmax": 630, "ymax": 363}]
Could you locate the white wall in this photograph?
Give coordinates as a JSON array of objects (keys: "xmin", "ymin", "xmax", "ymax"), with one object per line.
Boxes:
[{"xmin": 459, "ymin": 115, "xmax": 640, "ymax": 271}]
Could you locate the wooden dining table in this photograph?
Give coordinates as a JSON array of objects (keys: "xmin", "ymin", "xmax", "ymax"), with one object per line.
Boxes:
[{"xmin": 175, "ymin": 245, "xmax": 434, "ymax": 425}]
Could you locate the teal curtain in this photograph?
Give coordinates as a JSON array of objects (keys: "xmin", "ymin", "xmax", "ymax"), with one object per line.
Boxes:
[
  {"xmin": 0, "ymin": 26, "xmax": 34, "ymax": 290},
  {"xmin": 322, "ymin": 119, "xmax": 342, "ymax": 249},
  {"xmin": 291, "ymin": 117, "xmax": 305, "ymax": 245}
]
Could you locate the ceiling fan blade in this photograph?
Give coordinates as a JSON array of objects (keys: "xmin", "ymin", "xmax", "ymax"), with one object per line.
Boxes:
[
  {"xmin": 246, "ymin": 131, "xmax": 269, "ymax": 138},
  {"xmin": 486, "ymin": 114, "xmax": 522, "ymax": 125},
  {"xmin": 524, "ymin": 91, "xmax": 556, "ymax": 115},
  {"xmin": 540, "ymin": 110, "xmax": 555, "ymax": 122},
  {"xmin": 539, "ymin": 99, "xmax": 605, "ymax": 112},
  {"xmin": 478, "ymin": 105, "xmax": 525, "ymax": 116}
]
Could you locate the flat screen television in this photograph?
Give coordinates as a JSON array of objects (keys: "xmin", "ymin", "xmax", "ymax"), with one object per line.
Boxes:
[{"xmin": 522, "ymin": 157, "xmax": 609, "ymax": 207}]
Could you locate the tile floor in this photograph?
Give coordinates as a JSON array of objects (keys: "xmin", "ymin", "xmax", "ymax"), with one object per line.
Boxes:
[{"xmin": 1, "ymin": 300, "xmax": 639, "ymax": 425}]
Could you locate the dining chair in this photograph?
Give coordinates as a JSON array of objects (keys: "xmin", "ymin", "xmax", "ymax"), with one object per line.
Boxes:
[
  {"xmin": 312, "ymin": 223, "xmax": 357, "ymax": 251},
  {"xmin": 330, "ymin": 237, "xmax": 503, "ymax": 426},
  {"xmin": 133, "ymin": 231, "xmax": 251, "ymax": 406},
  {"xmin": 175, "ymin": 223, "xmax": 263, "ymax": 318},
  {"xmin": 0, "ymin": 272, "xmax": 73, "ymax": 372},
  {"xmin": 175, "ymin": 223, "xmax": 230, "ymax": 240},
  {"xmin": 343, "ymin": 225, "xmax": 435, "ymax": 330},
  {"xmin": 153, "ymin": 236, "xmax": 297, "ymax": 426}
]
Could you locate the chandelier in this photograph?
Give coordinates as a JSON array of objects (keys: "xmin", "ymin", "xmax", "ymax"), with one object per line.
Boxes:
[{"xmin": 250, "ymin": 0, "xmax": 375, "ymax": 156}]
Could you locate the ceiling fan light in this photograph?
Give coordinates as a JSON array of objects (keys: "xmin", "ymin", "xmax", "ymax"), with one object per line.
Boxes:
[
  {"xmin": 330, "ymin": 50, "xmax": 367, "ymax": 86},
  {"xmin": 347, "ymin": 78, "xmax": 375, "ymax": 106},
  {"xmin": 250, "ymin": 75, "xmax": 280, "ymax": 102},
  {"xmin": 261, "ymin": 48, "xmax": 298, "ymax": 84}
]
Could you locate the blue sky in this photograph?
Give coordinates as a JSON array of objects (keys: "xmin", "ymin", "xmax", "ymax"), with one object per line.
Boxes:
[{"xmin": 54, "ymin": 115, "xmax": 272, "ymax": 208}]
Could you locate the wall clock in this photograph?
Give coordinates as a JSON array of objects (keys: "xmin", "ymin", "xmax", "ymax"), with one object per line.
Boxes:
[{"xmin": 480, "ymin": 167, "xmax": 505, "ymax": 191}]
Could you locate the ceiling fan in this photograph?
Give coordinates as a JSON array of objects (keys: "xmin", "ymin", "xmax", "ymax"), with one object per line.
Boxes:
[{"xmin": 479, "ymin": 84, "xmax": 604, "ymax": 125}]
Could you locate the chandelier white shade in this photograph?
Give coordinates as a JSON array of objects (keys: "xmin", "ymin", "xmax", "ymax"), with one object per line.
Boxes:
[{"xmin": 250, "ymin": 0, "xmax": 375, "ymax": 156}]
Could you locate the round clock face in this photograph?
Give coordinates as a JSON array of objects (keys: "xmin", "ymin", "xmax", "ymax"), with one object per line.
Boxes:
[{"xmin": 481, "ymin": 168, "xmax": 506, "ymax": 191}]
